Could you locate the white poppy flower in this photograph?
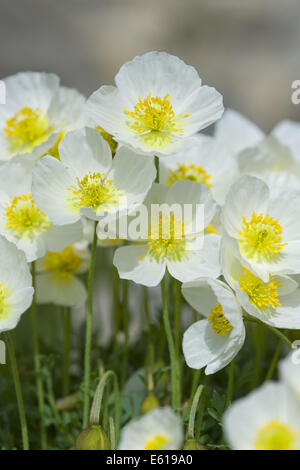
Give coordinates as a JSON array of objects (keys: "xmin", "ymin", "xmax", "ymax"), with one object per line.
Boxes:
[
  {"xmin": 272, "ymin": 119, "xmax": 300, "ymax": 163},
  {"xmin": 86, "ymin": 51, "xmax": 223, "ymax": 157},
  {"xmin": 118, "ymin": 407, "xmax": 183, "ymax": 450},
  {"xmin": 223, "ymin": 382, "xmax": 300, "ymax": 450},
  {"xmin": 214, "ymin": 108, "xmax": 264, "ymax": 156},
  {"xmin": 0, "ymin": 158, "xmax": 83, "ymax": 262},
  {"xmin": 32, "ymin": 127, "xmax": 156, "ymax": 225},
  {"xmin": 221, "ymin": 235, "xmax": 300, "ymax": 329},
  {"xmin": 222, "ymin": 175, "xmax": 300, "ymax": 282},
  {"xmin": 182, "ymin": 278, "xmax": 245, "ymax": 374},
  {"xmin": 159, "ymin": 136, "xmax": 238, "ymax": 205},
  {"xmin": 35, "ymin": 243, "xmax": 90, "ymax": 307},
  {"xmin": 0, "ymin": 236, "xmax": 33, "ymax": 333},
  {"xmin": 113, "ymin": 181, "xmax": 220, "ymax": 287},
  {"xmin": 0, "ymin": 72, "xmax": 85, "ymax": 162},
  {"xmin": 279, "ymin": 351, "xmax": 300, "ymax": 399}
]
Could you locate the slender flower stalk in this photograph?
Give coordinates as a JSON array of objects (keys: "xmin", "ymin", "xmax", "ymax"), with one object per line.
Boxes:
[
  {"xmin": 226, "ymin": 358, "xmax": 236, "ymax": 406},
  {"xmin": 4, "ymin": 332, "xmax": 29, "ymax": 450},
  {"xmin": 174, "ymin": 280, "xmax": 182, "ymax": 354},
  {"xmin": 121, "ymin": 279, "xmax": 129, "ymax": 388},
  {"xmin": 31, "ymin": 261, "xmax": 47, "ymax": 449},
  {"xmin": 161, "ymin": 276, "xmax": 181, "ymax": 409},
  {"xmin": 265, "ymin": 340, "xmax": 282, "ymax": 381},
  {"xmin": 62, "ymin": 307, "xmax": 72, "ymax": 396},
  {"xmin": 83, "ymin": 220, "xmax": 99, "ymax": 428},
  {"xmin": 187, "ymin": 385, "xmax": 204, "ymax": 439}
]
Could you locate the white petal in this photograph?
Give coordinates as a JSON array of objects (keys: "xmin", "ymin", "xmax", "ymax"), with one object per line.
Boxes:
[{"xmin": 36, "ymin": 272, "xmax": 87, "ymax": 307}]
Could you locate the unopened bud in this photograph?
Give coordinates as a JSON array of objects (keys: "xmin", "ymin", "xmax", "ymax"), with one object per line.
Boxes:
[
  {"xmin": 183, "ymin": 438, "xmax": 205, "ymax": 450},
  {"xmin": 76, "ymin": 424, "xmax": 109, "ymax": 450},
  {"xmin": 141, "ymin": 392, "xmax": 160, "ymax": 414}
]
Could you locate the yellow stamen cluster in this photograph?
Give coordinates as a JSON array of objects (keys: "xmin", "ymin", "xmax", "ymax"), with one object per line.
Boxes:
[
  {"xmin": 0, "ymin": 283, "xmax": 11, "ymax": 320},
  {"xmin": 95, "ymin": 125, "xmax": 118, "ymax": 156},
  {"xmin": 147, "ymin": 212, "xmax": 187, "ymax": 262},
  {"xmin": 208, "ymin": 303, "xmax": 232, "ymax": 336},
  {"xmin": 44, "ymin": 245, "xmax": 82, "ymax": 279},
  {"xmin": 205, "ymin": 224, "xmax": 218, "ymax": 235},
  {"xmin": 239, "ymin": 267, "xmax": 281, "ymax": 312},
  {"xmin": 255, "ymin": 420, "xmax": 298, "ymax": 450},
  {"xmin": 168, "ymin": 163, "xmax": 212, "ymax": 187},
  {"xmin": 125, "ymin": 93, "xmax": 187, "ymax": 135},
  {"xmin": 239, "ymin": 212, "xmax": 287, "ymax": 261},
  {"xmin": 4, "ymin": 107, "xmax": 52, "ymax": 153},
  {"xmin": 69, "ymin": 172, "xmax": 121, "ymax": 212},
  {"xmin": 143, "ymin": 435, "xmax": 169, "ymax": 450},
  {"xmin": 5, "ymin": 194, "xmax": 51, "ymax": 239}
]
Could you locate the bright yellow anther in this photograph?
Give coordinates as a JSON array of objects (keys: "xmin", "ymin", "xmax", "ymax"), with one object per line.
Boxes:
[
  {"xmin": 143, "ymin": 435, "xmax": 169, "ymax": 450},
  {"xmin": 44, "ymin": 245, "xmax": 82, "ymax": 279},
  {"xmin": 147, "ymin": 212, "xmax": 187, "ymax": 262},
  {"xmin": 238, "ymin": 267, "xmax": 281, "ymax": 312},
  {"xmin": 208, "ymin": 303, "xmax": 232, "ymax": 336},
  {"xmin": 5, "ymin": 194, "xmax": 50, "ymax": 239},
  {"xmin": 168, "ymin": 163, "xmax": 211, "ymax": 187},
  {"xmin": 255, "ymin": 420, "xmax": 298, "ymax": 450},
  {"xmin": 4, "ymin": 107, "xmax": 52, "ymax": 153}
]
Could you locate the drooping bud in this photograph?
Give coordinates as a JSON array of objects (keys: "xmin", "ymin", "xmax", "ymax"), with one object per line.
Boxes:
[
  {"xmin": 76, "ymin": 424, "xmax": 110, "ymax": 450},
  {"xmin": 183, "ymin": 438, "xmax": 205, "ymax": 450},
  {"xmin": 141, "ymin": 392, "xmax": 160, "ymax": 414}
]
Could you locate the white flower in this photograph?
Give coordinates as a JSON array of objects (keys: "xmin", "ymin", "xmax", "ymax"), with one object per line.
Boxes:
[
  {"xmin": 214, "ymin": 108, "xmax": 264, "ymax": 156},
  {"xmin": 113, "ymin": 181, "xmax": 220, "ymax": 287},
  {"xmin": 0, "ymin": 72, "xmax": 85, "ymax": 162},
  {"xmin": 159, "ymin": 135, "xmax": 238, "ymax": 205},
  {"xmin": 0, "ymin": 158, "xmax": 83, "ymax": 262},
  {"xmin": 182, "ymin": 279, "xmax": 245, "ymax": 374},
  {"xmin": 118, "ymin": 407, "xmax": 183, "ymax": 450},
  {"xmin": 0, "ymin": 236, "xmax": 33, "ymax": 333},
  {"xmin": 32, "ymin": 127, "xmax": 156, "ymax": 225},
  {"xmin": 86, "ymin": 51, "xmax": 223, "ymax": 157},
  {"xmin": 272, "ymin": 119, "xmax": 300, "ymax": 163},
  {"xmin": 223, "ymin": 382, "xmax": 300, "ymax": 450},
  {"xmin": 221, "ymin": 235, "xmax": 300, "ymax": 329},
  {"xmin": 279, "ymin": 351, "xmax": 300, "ymax": 399},
  {"xmin": 35, "ymin": 243, "xmax": 90, "ymax": 307},
  {"xmin": 222, "ymin": 175, "xmax": 300, "ymax": 282}
]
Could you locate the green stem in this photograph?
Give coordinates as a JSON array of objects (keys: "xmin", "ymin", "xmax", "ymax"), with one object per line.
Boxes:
[
  {"xmin": 31, "ymin": 261, "xmax": 47, "ymax": 449},
  {"xmin": 112, "ymin": 266, "xmax": 121, "ymax": 349},
  {"xmin": 226, "ymin": 358, "xmax": 235, "ymax": 406},
  {"xmin": 187, "ymin": 385, "xmax": 204, "ymax": 439},
  {"xmin": 143, "ymin": 286, "xmax": 151, "ymax": 331},
  {"xmin": 189, "ymin": 369, "xmax": 202, "ymax": 405},
  {"xmin": 4, "ymin": 332, "xmax": 29, "ymax": 450},
  {"xmin": 155, "ymin": 156, "xmax": 159, "ymax": 182},
  {"xmin": 161, "ymin": 276, "xmax": 181, "ymax": 409},
  {"xmin": 62, "ymin": 307, "xmax": 72, "ymax": 396},
  {"xmin": 174, "ymin": 280, "xmax": 182, "ymax": 354},
  {"xmin": 251, "ymin": 321, "xmax": 265, "ymax": 389},
  {"xmin": 121, "ymin": 279, "xmax": 129, "ymax": 387},
  {"xmin": 265, "ymin": 341, "xmax": 282, "ymax": 381},
  {"xmin": 245, "ymin": 316, "xmax": 293, "ymax": 348},
  {"xmin": 83, "ymin": 220, "xmax": 99, "ymax": 428}
]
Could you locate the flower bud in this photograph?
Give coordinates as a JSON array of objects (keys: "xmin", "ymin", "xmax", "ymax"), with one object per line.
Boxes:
[
  {"xmin": 183, "ymin": 438, "xmax": 205, "ymax": 450},
  {"xmin": 76, "ymin": 424, "xmax": 109, "ymax": 450},
  {"xmin": 141, "ymin": 392, "xmax": 160, "ymax": 414}
]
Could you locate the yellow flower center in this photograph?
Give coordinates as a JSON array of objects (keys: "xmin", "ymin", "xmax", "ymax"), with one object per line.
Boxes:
[
  {"xmin": 0, "ymin": 283, "xmax": 11, "ymax": 320},
  {"xmin": 147, "ymin": 212, "xmax": 188, "ymax": 262},
  {"xmin": 144, "ymin": 435, "xmax": 169, "ymax": 450},
  {"xmin": 208, "ymin": 303, "xmax": 232, "ymax": 336},
  {"xmin": 255, "ymin": 420, "xmax": 298, "ymax": 450},
  {"xmin": 239, "ymin": 212, "xmax": 287, "ymax": 261},
  {"xmin": 239, "ymin": 267, "xmax": 281, "ymax": 312},
  {"xmin": 205, "ymin": 224, "xmax": 218, "ymax": 235},
  {"xmin": 44, "ymin": 245, "xmax": 82, "ymax": 279},
  {"xmin": 68, "ymin": 172, "xmax": 122, "ymax": 213},
  {"xmin": 95, "ymin": 125, "xmax": 118, "ymax": 156},
  {"xmin": 124, "ymin": 93, "xmax": 189, "ymax": 149},
  {"xmin": 4, "ymin": 107, "xmax": 52, "ymax": 153},
  {"xmin": 168, "ymin": 163, "xmax": 212, "ymax": 187},
  {"xmin": 4, "ymin": 194, "xmax": 51, "ymax": 239}
]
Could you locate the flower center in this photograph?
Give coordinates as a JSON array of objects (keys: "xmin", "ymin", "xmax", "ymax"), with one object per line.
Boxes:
[
  {"xmin": 4, "ymin": 107, "xmax": 52, "ymax": 153},
  {"xmin": 255, "ymin": 420, "xmax": 298, "ymax": 450},
  {"xmin": 147, "ymin": 212, "xmax": 187, "ymax": 262},
  {"xmin": 239, "ymin": 212, "xmax": 287, "ymax": 261},
  {"xmin": 208, "ymin": 303, "xmax": 232, "ymax": 336},
  {"xmin": 44, "ymin": 245, "xmax": 82, "ymax": 279},
  {"xmin": 0, "ymin": 283, "xmax": 11, "ymax": 320},
  {"xmin": 238, "ymin": 267, "xmax": 281, "ymax": 312},
  {"xmin": 95, "ymin": 125, "xmax": 118, "ymax": 156},
  {"xmin": 124, "ymin": 93, "xmax": 189, "ymax": 149},
  {"xmin": 168, "ymin": 163, "xmax": 212, "ymax": 186},
  {"xmin": 143, "ymin": 435, "xmax": 169, "ymax": 450},
  {"xmin": 68, "ymin": 172, "xmax": 122, "ymax": 213},
  {"xmin": 4, "ymin": 194, "xmax": 51, "ymax": 239}
]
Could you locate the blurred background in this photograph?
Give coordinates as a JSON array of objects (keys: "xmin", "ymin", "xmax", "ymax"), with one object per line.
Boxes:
[{"xmin": 1, "ymin": 0, "xmax": 300, "ymax": 131}]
